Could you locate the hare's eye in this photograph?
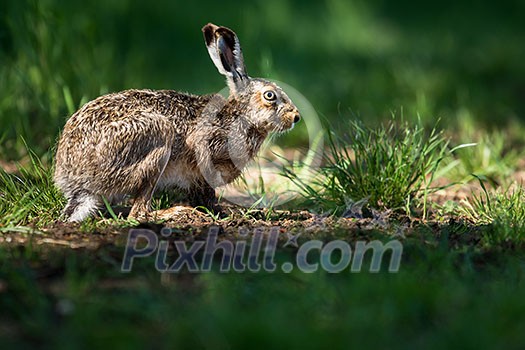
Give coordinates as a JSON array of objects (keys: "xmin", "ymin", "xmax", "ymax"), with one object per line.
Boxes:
[{"xmin": 263, "ymin": 90, "xmax": 277, "ymax": 102}]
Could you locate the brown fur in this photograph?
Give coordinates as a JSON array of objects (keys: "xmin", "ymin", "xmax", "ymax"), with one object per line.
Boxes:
[{"xmin": 54, "ymin": 24, "xmax": 300, "ymax": 222}]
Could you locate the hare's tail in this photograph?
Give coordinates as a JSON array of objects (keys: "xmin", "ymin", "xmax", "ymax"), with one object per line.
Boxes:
[{"xmin": 62, "ymin": 192, "xmax": 101, "ymax": 222}]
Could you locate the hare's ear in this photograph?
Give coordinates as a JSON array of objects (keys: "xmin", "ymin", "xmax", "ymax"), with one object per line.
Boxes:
[{"xmin": 202, "ymin": 23, "xmax": 248, "ymax": 94}]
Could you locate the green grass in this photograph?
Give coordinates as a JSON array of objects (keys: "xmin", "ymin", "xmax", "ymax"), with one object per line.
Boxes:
[
  {"xmin": 445, "ymin": 116, "xmax": 522, "ymax": 184},
  {"xmin": 2, "ymin": 0, "xmax": 525, "ymax": 347},
  {"xmin": 2, "ymin": 229, "xmax": 525, "ymax": 349},
  {"xmin": 0, "ymin": 149, "xmax": 63, "ymax": 228},
  {"xmin": 284, "ymin": 118, "xmax": 449, "ymax": 217},
  {"xmin": 461, "ymin": 182, "xmax": 525, "ymax": 247},
  {"xmin": 2, "ymin": 0, "xmax": 525, "ymax": 155}
]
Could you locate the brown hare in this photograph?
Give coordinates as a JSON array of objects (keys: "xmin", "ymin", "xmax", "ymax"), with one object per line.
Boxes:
[{"xmin": 54, "ymin": 23, "xmax": 300, "ymax": 222}]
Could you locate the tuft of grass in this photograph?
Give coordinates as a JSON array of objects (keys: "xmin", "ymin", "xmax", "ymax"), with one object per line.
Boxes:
[
  {"xmin": 0, "ymin": 149, "xmax": 64, "ymax": 228},
  {"xmin": 284, "ymin": 118, "xmax": 449, "ymax": 216},
  {"xmin": 445, "ymin": 116, "xmax": 521, "ymax": 184},
  {"xmin": 461, "ymin": 181, "xmax": 525, "ymax": 247}
]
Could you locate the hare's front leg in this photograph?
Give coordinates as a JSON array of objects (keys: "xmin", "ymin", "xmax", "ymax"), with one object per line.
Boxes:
[
  {"xmin": 188, "ymin": 182, "xmax": 221, "ymax": 213},
  {"xmin": 128, "ymin": 147, "xmax": 171, "ymax": 221}
]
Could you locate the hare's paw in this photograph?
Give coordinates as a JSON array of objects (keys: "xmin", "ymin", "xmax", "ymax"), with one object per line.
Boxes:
[
  {"xmin": 149, "ymin": 206, "xmax": 196, "ymax": 221},
  {"xmin": 127, "ymin": 208, "xmax": 153, "ymax": 223}
]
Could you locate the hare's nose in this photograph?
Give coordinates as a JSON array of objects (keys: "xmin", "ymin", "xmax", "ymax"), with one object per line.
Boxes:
[{"xmin": 293, "ymin": 113, "xmax": 301, "ymax": 124}]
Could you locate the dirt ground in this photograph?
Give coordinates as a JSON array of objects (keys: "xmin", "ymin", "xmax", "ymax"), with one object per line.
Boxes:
[
  {"xmin": 0, "ymin": 156, "xmax": 503, "ymax": 251},
  {"xmin": 0, "ymin": 197, "xmax": 479, "ymax": 253}
]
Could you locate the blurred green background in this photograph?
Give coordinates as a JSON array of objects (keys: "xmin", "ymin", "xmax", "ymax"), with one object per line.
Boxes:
[{"xmin": 1, "ymin": 0, "xmax": 524, "ymax": 157}]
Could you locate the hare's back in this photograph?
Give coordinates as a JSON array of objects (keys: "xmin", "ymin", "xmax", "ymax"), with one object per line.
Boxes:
[
  {"xmin": 66, "ymin": 89, "xmax": 203, "ymax": 126},
  {"xmin": 59, "ymin": 88, "xmax": 211, "ymax": 151}
]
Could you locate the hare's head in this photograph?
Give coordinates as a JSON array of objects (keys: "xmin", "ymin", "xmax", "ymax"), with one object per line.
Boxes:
[{"xmin": 203, "ymin": 23, "xmax": 300, "ymax": 133}]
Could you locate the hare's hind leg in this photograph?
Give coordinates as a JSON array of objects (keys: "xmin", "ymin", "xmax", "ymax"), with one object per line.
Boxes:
[
  {"xmin": 128, "ymin": 147, "xmax": 171, "ymax": 221},
  {"xmin": 63, "ymin": 192, "xmax": 102, "ymax": 222}
]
